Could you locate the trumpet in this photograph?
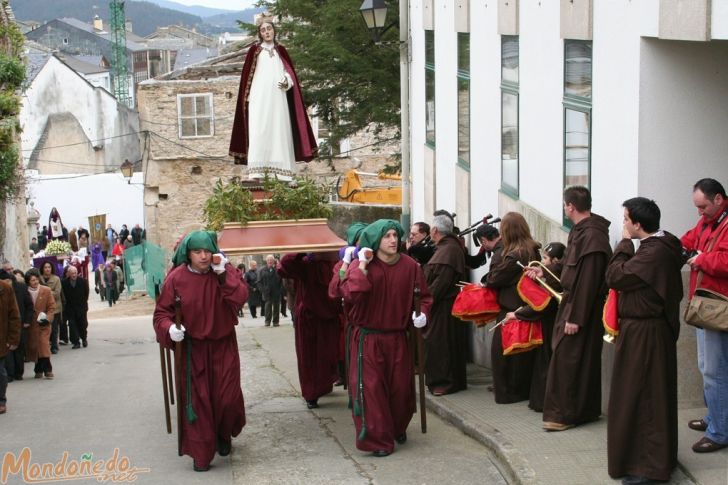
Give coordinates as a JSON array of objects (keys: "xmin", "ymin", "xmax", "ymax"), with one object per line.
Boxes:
[
  {"xmin": 518, "ymin": 260, "xmax": 616, "ymax": 344},
  {"xmin": 517, "ymin": 261, "xmax": 563, "ymax": 303}
]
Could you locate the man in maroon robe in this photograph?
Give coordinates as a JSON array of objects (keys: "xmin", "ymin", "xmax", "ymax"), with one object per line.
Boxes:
[
  {"xmin": 278, "ymin": 252, "xmax": 341, "ymax": 409},
  {"xmin": 606, "ymin": 197, "xmax": 683, "ymax": 484},
  {"xmin": 153, "ymin": 231, "xmax": 248, "ymax": 471},
  {"xmin": 340, "ymin": 219, "xmax": 433, "ymax": 457},
  {"xmin": 228, "ymin": 21, "xmax": 317, "ymax": 165},
  {"xmin": 539, "ymin": 186, "xmax": 612, "ymax": 431}
]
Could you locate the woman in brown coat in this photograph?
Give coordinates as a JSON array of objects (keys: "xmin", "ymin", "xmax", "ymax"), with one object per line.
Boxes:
[{"xmin": 25, "ymin": 268, "xmax": 56, "ymax": 379}]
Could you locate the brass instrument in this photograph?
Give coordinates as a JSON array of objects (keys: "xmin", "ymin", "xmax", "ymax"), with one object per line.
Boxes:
[
  {"xmin": 517, "ymin": 261, "xmax": 563, "ymax": 303},
  {"xmin": 517, "ymin": 260, "xmax": 616, "ymax": 344}
]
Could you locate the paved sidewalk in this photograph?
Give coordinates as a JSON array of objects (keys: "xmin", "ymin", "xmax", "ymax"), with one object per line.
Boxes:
[{"xmin": 424, "ymin": 364, "xmax": 725, "ymax": 485}]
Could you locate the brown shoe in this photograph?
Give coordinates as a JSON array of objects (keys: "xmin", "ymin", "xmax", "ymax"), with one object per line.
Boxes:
[
  {"xmin": 692, "ymin": 436, "xmax": 728, "ymax": 453},
  {"xmin": 543, "ymin": 421, "xmax": 575, "ymax": 432},
  {"xmin": 0, "ymin": 405, "xmax": 6, "ymax": 414},
  {"xmin": 44, "ymin": 372, "xmax": 54, "ymax": 379},
  {"xmin": 688, "ymin": 419, "xmax": 708, "ymax": 432}
]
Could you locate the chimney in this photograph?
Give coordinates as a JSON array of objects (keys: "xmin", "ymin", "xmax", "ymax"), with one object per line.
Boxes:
[{"xmin": 93, "ymin": 15, "xmax": 103, "ymax": 31}]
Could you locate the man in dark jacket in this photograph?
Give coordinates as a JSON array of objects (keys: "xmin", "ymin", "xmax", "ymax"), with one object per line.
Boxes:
[
  {"xmin": 244, "ymin": 261, "xmax": 263, "ymax": 318},
  {"xmin": 0, "ymin": 276, "xmax": 20, "ymax": 414},
  {"xmin": 62, "ymin": 266, "xmax": 90, "ymax": 348},
  {"xmin": 0, "ymin": 262, "xmax": 33, "ymax": 381},
  {"xmin": 257, "ymin": 255, "xmax": 283, "ymax": 327}
]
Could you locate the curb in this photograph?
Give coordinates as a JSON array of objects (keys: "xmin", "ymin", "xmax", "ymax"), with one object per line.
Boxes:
[{"xmin": 424, "ymin": 393, "xmax": 540, "ymax": 485}]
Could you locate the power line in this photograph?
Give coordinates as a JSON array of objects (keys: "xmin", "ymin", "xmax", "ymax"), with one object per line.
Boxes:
[{"xmin": 20, "ymin": 131, "xmax": 146, "ymax": 152}]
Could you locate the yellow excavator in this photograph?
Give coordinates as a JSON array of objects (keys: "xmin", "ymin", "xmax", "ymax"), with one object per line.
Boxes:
[{"xmin": 336, "ymin": 169, "xmax": 402, "ymax": 205}]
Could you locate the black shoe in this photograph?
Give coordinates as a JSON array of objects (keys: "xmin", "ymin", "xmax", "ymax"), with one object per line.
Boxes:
[
  {"xmin": 217, "ymin": 438, "xmax": 232, "ymax": 457},
  {"xmin": 51, "ymin": 349, "xmax": 58, "ymax": 354},
  {"xmin": 7, "ymin": 377, "xmax": 13, "ymax": 383},
  {"xmin": 82, "ymin": 340, "xmax": 88, "ymax": 348},
  {"xmin": 13, "ymin": 375, "xmax": 22, "ymax": 381},
  {"xmin": 395, "ymin": 433, "xmax": 407, "ymax": 444},
  {"xmin": 72, "ymin": 344, "xmax": 81, "ymax": 349},
  {"xmin": 193, "ymin": 462, "xmax": 210, "ymax": 472},
  {"xmin": 306, "ymin": 400, "xmax": 319, "ymax": 409},
  {"xmin": 372, "ymin": 450, "xmax": 390, "ymax": 458}
]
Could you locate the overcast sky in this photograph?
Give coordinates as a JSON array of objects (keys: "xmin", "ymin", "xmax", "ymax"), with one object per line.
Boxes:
[{"xmin": 170, "ymin": 0, "xmax": 257, "ymax": 10}]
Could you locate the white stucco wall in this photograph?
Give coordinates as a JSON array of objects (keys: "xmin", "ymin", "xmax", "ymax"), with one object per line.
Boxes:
[
  {"xmin": 26, "ymin": 171, "xmax": 145, "ymax": 232},
  {"xmin": 19, "ymin": 56, "xmax": 140, "ymax": 172},
  {"xmin": 712, "ymin": 0, "xmax": 728, "ymax": 39},
  {"xmin": 637, "ymin": 38, "xmax": 728, "ymax": 236}
]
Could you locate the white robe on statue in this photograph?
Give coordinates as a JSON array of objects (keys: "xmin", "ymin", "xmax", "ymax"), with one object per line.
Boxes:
[{"xmin": 247, "ymin": 42, "xmax": 296, "ymax": 181}]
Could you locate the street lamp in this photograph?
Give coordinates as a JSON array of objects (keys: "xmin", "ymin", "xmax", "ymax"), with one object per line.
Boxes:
[
  {"xmin": 359, "ymin": 0, "xmax": 396, "ymax": 43},
  {"xmin": 358, "ymin": 0, "xmax": 412, "ymax": 231},
  {"xmin": 120, "ymin": 159, "xmax": 134, "ymax": 184}
]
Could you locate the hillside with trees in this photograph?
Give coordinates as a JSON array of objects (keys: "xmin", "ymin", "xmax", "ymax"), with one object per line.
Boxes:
[{"xmin": 9, "ymin": 0, "xmax": 202, "ymax": 36}]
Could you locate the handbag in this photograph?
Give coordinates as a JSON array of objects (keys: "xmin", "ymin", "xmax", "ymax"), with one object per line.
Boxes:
[{"xmin": 684, "ymin": 217, "xmax": 728, "ymax": 332}]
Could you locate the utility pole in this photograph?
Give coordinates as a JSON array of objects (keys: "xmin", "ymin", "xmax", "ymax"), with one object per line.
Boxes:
[{"xmin": 109, "ymin": 0, "xmax": 132, "ymax": 107}]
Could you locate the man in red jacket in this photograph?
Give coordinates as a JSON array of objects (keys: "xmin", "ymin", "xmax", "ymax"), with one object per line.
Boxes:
[{"xmin": 681, "ymin": 178, "xmax": 728, "ymax": 453}]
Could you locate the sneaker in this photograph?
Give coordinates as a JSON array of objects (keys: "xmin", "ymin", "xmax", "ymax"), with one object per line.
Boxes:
[
  {"xmin": 44, "ymin": 372, "xmax": 54, "ymax": 379},
  {"xmin": 59, "ymin": 340, "xmax": 68, "ymax": 346},
  {"xmin": 0, "ymin": 405, "xmax": 6, "ymax": 414}
]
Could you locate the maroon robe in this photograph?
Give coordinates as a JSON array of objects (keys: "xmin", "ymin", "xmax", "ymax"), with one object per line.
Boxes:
[
  {"xmin": 278, "ymin": 253, "xmax": 340, "ymax": 402},
  {"xmin": 484, "ymin": 245, "xmax": 541, "ymax": 404},
  {"xmin": 229, "ymin": 42, "xmax": 317, "ymax": 164},
  {"xmin": 153, "ymin": 264, "xmax": 248, "ymax": 468},
  {"xmin": 543, "ymin": 214, "xmax": 612, "ymax": 426},
  {"xmin": 606, "ymin": 234, "xmax": 683, "ymax": 481},
  {"xmin": 341, "ymin": 254, "xmax": 433, "ymax": 453}
]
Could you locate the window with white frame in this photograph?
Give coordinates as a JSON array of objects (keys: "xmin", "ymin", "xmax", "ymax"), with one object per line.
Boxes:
[
  {"xmin": 177, "ymin": 93, "xmax": 214, "ymax": 138},
  {"xmin": 501, "ymin": 35, "xmax": 519, "ymax": 196}
]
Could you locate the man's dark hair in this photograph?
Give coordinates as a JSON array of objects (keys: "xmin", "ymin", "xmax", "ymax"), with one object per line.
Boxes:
[
  {"xmin": 693, "ymin": 178, "xmax": 726, "ymax": 200},
  {"xmin": 623, "ymin": 197, "xmax": 661, "ymax": 233},
  {"xmin": 475, "ymin": 224, "xmax": 499, "ymax": 241},
  {"xmin": 413, "ymin": 222, "xmax": 430, "ymax": 236},
  {"xmin": 563, "ymin": 186, "xmax": 592, "ymax": 212}
]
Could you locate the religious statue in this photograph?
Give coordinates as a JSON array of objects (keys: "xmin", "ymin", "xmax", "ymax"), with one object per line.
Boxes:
[{"xmin": 229, "ymin": 19, "xmax": 318, "ymax": 181}]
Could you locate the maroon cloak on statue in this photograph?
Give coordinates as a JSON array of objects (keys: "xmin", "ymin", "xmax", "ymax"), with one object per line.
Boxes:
[
  {"xmin": 229, "ymin": 42, "xmax": 318, "ymax": 164},
  {"xmin": 278, "ymin": 253, "xmax": 341, "ymax": 402},
  {"xmin": 153, "ymin": 264, "xmax": 248, "ymax": 468},
  {"xmin": 340, "ymin": 254, "xmax": 433, "ymax": 454}
]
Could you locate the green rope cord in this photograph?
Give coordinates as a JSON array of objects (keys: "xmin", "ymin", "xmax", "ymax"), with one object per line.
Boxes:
[
  {"xmin": 185, "ymin": 338, "xmax": 198, "ymax": 423},
  {"xmin": 346, "ymin": 323, "xmax": 354, "ymax": 410}
]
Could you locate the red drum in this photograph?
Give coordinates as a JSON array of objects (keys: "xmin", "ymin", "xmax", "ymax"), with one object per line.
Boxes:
[
  {"xmin": 501, "ymin": 319, "xmax": 543, "ymax": 355},
  {"xmin": 602, "ymin": 289, "xmax": 619, "ymax": 338},
  {"xmin": 452, "ymin": 284, "xmax": 500, "ymax": 327}
]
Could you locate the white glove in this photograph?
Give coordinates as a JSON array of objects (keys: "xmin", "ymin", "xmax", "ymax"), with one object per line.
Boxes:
[
  {"xmin": 37, "ymin": 312, "xmax": 48, "ymax": 323},
  {"xmin": 343, "ymin": 246, "xmax": 356, "ymax": 264},
  {"xmin": 359, "ymin": 247, "xmax": 374, "ymax": 264},
  {"xmin": 169, "ymin": 325, "xmax": 186, "ymax": 342},
  {"xmin": 412, "ymin": 312, "xmax": 426, "ymax": 328},
  {"xmin": 211, "ymin": 253, "xmax": 228, "ymax": 274}
]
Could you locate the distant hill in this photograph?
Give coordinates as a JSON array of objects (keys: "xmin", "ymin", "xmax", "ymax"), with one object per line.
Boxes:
[
  {"xmin": 131, "ymin": 0, "xmax": 233, "ymax": 18},
  {"xmin": 9, "ymin": 0, "xmax": 202, "ymax": 36},
  {"xmin": 202, "ymin": 9, "xmax": 263, "ymax": 31}
]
